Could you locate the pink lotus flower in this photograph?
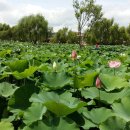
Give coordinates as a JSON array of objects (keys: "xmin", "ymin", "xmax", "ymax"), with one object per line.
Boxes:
[
  {"xmin": 71, "ymin": 50, "xmax": 77, "ymax": 60},
  {"xmin": 96, "ymin": 77, "xmax": 102, "ymax": 89},
  {"xmin": 108, "ymin": 61, "xmax": 121, "ymax": 68}
]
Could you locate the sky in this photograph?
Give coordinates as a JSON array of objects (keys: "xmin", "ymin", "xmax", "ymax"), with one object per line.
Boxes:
[{"xmin": 0, "ymin": 0, "xmax": 130, "ymax": 31}]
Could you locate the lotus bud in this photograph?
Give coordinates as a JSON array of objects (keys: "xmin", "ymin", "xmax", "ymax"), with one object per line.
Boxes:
[
  {"xmin": 71, "ymin": 50, "xmax": 77, "ymax": 60},
  {"xmin": 96, "ymin": 77, "xmax": 102, "ymax": 89},
  {"xmin": 53, "ymin": 61, "xmax": 57, "ymax": 69}
]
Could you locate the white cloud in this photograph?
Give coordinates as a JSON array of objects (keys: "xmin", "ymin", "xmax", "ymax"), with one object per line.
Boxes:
[
  {"xmin": 97, "ymin": 0, "xmax": 130, "ymax": 26},
  {"xmin": 0, "ymin": 2, "xmax": 77, "ymax": 31},
  {"xmin": 42, "ymin": 8, "xmax": 77, "ymax": 31},
  {"xmin": 104, "ymin": 9, "xmax": 130, "ymax": 26},
  {"xmin": 0, "ymin": 0, "xmax": 130, "ymax": 32},
  {"xmin": 0, "ymin": 0, "xmax": 10, "ymax": 11}
]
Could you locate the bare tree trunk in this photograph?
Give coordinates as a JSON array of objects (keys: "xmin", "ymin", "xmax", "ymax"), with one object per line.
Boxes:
[{"xmin": 78, "ymin": 24, "xmax": 82, "ymax": 48}]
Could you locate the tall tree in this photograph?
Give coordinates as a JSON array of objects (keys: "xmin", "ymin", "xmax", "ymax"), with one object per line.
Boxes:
[
  {"xmin": 127, "ymin": 24, "xmax": 130, "ymax": 35},
  {"xmin": 46, "ymin": 27, "xmax": 54, "ymax": 42},
  {"xmin": 84, "ymin": 18, "xmax": 114, "ymax": 44},
  {"xmin": 73, "ymin": 0, "xmax": 103, "ymax": 46},
  {"xmin": 118, "ymin": 26, "xmax": 129, "ymax": 45},
  {"xmin": 17, "ymin": 14, "xmax": 48, "ymax": 44},
  {"xmin": 52, "ymin": 27, "xmax": 68, "ymax": 43},
  {"xmin": 126, "ymin": 24, "xmax": 130, "ymax": 44},
  {"xmin": 110, "ymin": 23, "xmax": 120, "ymax": 45},
  {"xmin": 100, "ymin": 18, "xmax": 114, "ymax": 44},
  {"xmin": 50, "ymin": 28, "xmax": 78, "ymax": 44},
  {"xmin": 0, "ymin": 23, "xmax": 10, "ymax": 31},
  {"xmin": 0, "ymin": 23, "xmax": 11, "ymax": 40},
  {"xmin": 67, "ymin": 30, "xmax": 79, "ymax": 44}
]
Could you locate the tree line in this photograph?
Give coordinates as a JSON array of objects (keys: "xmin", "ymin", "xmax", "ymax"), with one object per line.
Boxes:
[
  {"xmin": 0, "ymin": 0, "xmax": 130, "ymax": 45},
  {"xmin": 0, "ymin": 14, "xmax": 50, "ymax": 44}
]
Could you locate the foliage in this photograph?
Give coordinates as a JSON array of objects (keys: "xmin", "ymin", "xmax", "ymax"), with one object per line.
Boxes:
[
  {"xmin": 51, "ymin": 28, "xmax": 79, "ymax": 44},
  {"xmin": 0, "ymin": 14, "xmax": 51, "ymax": 43},
  {"xmin": 0, "ymin": 41, "xmax": 130, "ymax": 130},
  {"xmin": 0, "ymin": 121, "xmax": 14, "ymax": 130},
  {"xmin": 84, "ymin": 17, "xmax": 130, "ymax": 45},
  {"xmin": 0, "ymin": 11, "xmax": 130, "ymax": 45},
  {"xmin": 17, "ymin": 14, "xmax": 48, "ymax": 43},
  {"xmin": 73, "ymin": 0, "xmax": 103, "ymax": 45}
]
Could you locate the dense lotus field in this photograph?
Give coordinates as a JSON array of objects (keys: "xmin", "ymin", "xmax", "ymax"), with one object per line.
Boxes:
[{"xmin": 0, "ymin": 41, "xmax": 130, "ymax": 130}]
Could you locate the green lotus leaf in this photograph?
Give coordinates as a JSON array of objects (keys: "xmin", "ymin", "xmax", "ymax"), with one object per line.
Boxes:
[
  {"xmin": 43, "ymin": 72, "xmax": 72, "ymax": 90},
  {"xmin": 83, "ymin": 107, "xmax": 114, "ymax": 125},
  {"xmin": 0, "ymin": 121, "xmax": 14, "ymax": 130},
  {"xmin": 99, "ymin": 116, "xmax": 126, "ymax": 130},
  {"xmin": 23, "ymin": 103, "xmax": 47, "ymax": 125},
  {"xmin": 12, "ymin": 66, "xmax": 38, "ymax": 79},
  {"xmin": 82, "ymin": 117, "xmax": 97, "ymax": 130},
  {"xmin": 8, "ymin": 80, "xmax": 39, "ymax": 110},
  {"xmin": 81, "ymin": 87, "xmax": 130, "ymax": 104},
  {"xmin": 81, "ymin": 87, "xmax": 99, "ymax": 100},
  {"xmin": 1, "ymin": 115, "xmax": 16, "ymax": 122},
  {"xmin": 21, "ymin": 54, "xmax": 34, "ymax": 61},
  {"xmin": 0, "ymin": 82, "xmax": 18, "ymax": 97},
  {"xmin": 0, "ymin": 65, "xmax": 7, "ymax": 73},
  {"xmin": 23, "ymin": 118, "xmax": 79, "ymax": 130},
  {"xmin": 5, "ymin": 60, "xmax": 28, "ymax": 72},
  {"xmin": 125, "ymin": 72, "xmax": 130, "ymax": 80},
  {"xmin": 124, "ymin": 121, "xmax": 130, "ymax": 130},
  {"xmin": 80, "ymin": 59, "xmax": 94, "ymax": 67},
  {"xmin": 0, "ymin": 50, "xmax": 11, "ymax": 57},
  {"xmin": 0, "ymin": 72, "xmax": 9, "ymax": 80},
  {"xmin": 30, "ymin": 91, "xmax": 87, "ymax": 117},
  {"xmin": 99, "ymin": 74, "xmax": 129, "ymax": 91},
  {"xmin": 38, "ymin": 64, "xmax": 50, "ymax": 72},
  {"xmin": 74, "ymin": 71, "xmax": 97, "ymax": 89},
  {"xmin": 112, "ymin": 96, "xmax": 130, "ymax": 122}
]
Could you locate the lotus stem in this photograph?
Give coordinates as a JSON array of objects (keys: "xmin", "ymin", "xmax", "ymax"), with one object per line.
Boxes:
[
  {"xmin": 114, "ymin": 68, "xmax": 115, "ymax": 75},
  {"xmin": 98, "ymin": 89, "xmax": 100, "ymax": 102}
]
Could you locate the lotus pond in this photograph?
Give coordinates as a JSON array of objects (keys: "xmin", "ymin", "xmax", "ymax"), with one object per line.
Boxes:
[{"xmin": 0, "ymin": 41, "xmax": 130, "ymax": 130}]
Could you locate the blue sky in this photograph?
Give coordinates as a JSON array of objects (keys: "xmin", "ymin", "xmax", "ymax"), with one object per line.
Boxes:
[{"xmin": 0, "ymin": 0, "xmax": 130, "ymax": 31}]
